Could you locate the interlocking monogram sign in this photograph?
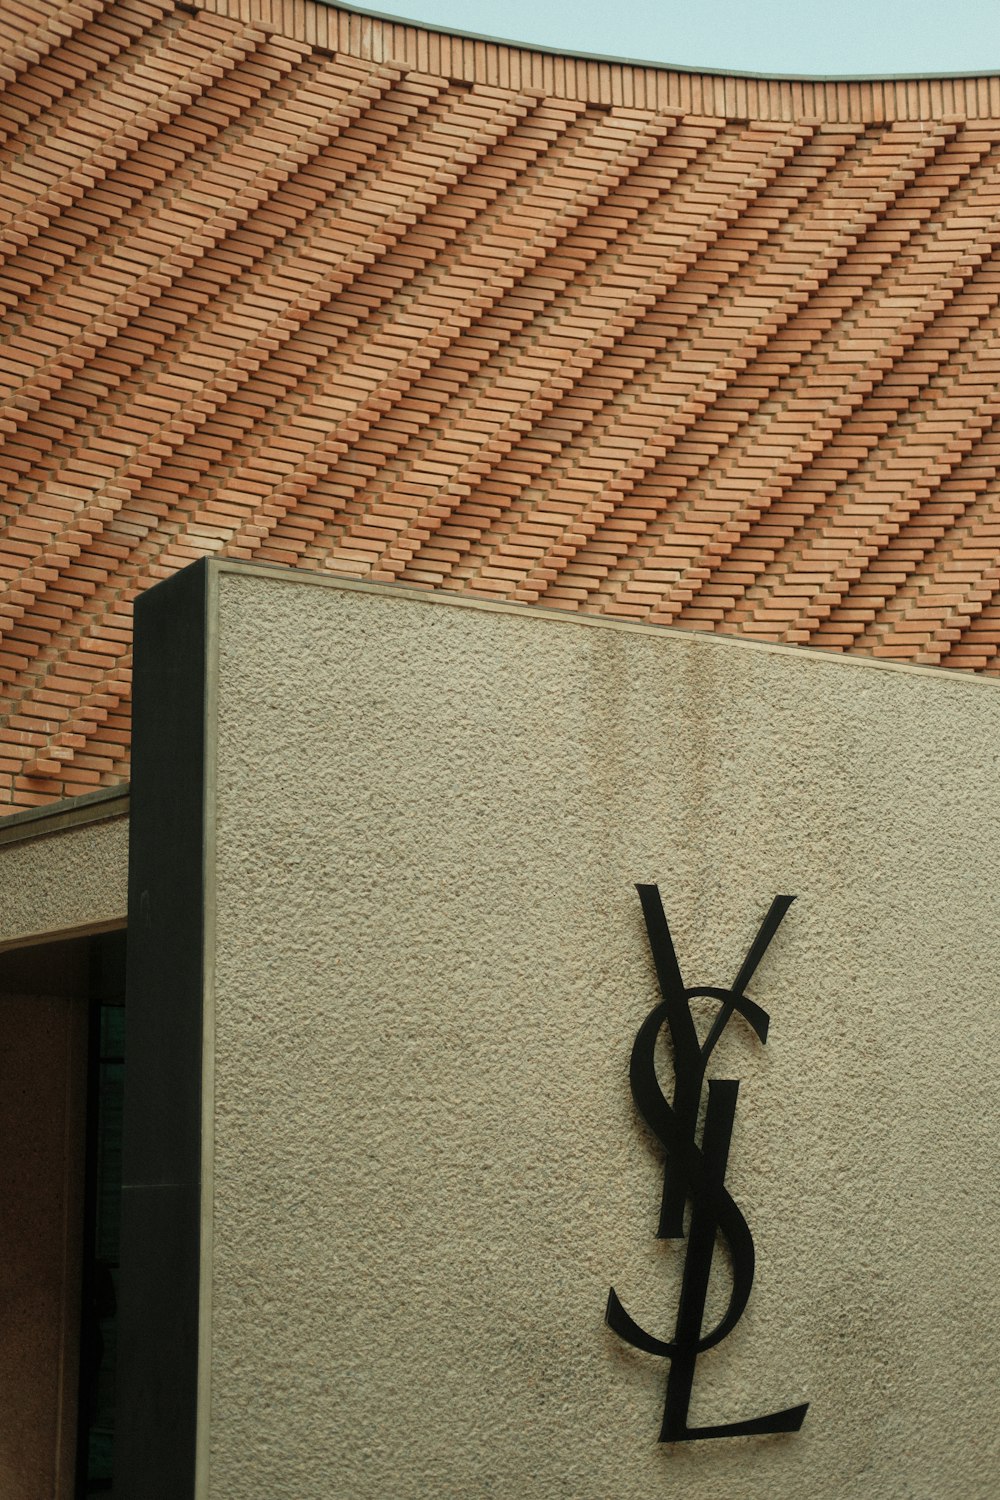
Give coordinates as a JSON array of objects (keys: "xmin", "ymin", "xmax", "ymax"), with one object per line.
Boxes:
[{"xmin": 607, "ymin": 885, "xmax": 809, "ymax": 1442}]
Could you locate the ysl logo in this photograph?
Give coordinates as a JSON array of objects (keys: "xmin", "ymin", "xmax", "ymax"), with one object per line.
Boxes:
[{"xmin": 607, "ymin": 885, "xmax": 809, "ymax": 1442}]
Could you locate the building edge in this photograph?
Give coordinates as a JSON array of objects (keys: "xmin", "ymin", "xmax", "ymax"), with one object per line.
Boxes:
[
  {"xmin": 190, "ymin": 0, "xmax": 1000, "ymax": 121},
  {"xmin": 115, "ymin": 561, "xmax": 211, "ymax": 1500}
]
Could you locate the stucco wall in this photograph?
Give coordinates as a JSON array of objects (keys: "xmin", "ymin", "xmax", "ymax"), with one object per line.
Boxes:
[
  {"xmin": 201, "ymin": 565, "xmax": 1000, "ymax": 1499},
  {"xmin": 0, "ymin": 798, "xmax": 128, "ymax": 951}
]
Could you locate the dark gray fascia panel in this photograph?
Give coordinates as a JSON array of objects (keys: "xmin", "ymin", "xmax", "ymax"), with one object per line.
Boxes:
[{"xmin": 115, "ymin": 559, "xmax": 208, "ymax": 1500}]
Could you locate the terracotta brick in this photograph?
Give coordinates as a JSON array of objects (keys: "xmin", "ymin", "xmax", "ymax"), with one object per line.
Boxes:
[{"xmin": 3, "ymin": 1, "xmax": 1000, "ymax": 809}]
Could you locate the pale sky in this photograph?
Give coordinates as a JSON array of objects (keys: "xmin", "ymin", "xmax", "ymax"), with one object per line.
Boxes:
[{"xmin": 347, "ymin": 0, "xmax": 1000, "ymax": 77}]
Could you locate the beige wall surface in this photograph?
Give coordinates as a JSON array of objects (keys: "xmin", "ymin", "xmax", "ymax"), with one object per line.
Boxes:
[
  {"xmin": 0, "ymin": 804, "xmax": 128, "ymax": 951},
  {"xmin": 204, "ymin": 566, "xmax": 1000, "ymax": 1500}
]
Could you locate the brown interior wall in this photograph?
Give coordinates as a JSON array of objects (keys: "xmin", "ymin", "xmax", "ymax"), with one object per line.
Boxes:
[{"xmin": 0, "ymin": 942, "xmax": 90, "ymax": 1500}]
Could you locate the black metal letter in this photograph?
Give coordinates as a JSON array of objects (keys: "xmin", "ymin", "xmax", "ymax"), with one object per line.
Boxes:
[{"xmin": 607, "ymin": 885, "xmax": 808, "ymax": 1442}]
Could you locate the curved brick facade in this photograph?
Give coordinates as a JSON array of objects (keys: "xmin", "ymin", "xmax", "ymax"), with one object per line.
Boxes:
[{"xmin": 3, "ymin": 0, "xmax": 1000, "ymax": 808}]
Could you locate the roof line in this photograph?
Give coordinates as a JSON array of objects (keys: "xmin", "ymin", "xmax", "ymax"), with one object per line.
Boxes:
[
  {"xmin": 322, "ymin": 0, "xmax": 1000, "ymax": 85},
  {"xmin": 0, "ymin": 785, "xmax": 129, "ymax": 846},
  {"xmin": 210, "ymin": 562, "xmax": 999, "ymax": 689}
]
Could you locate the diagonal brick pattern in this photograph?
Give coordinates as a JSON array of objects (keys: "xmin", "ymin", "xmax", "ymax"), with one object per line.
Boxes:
[{"xmin": 3, "ymin": 0, "xmax": 1000, "ymax": 808}]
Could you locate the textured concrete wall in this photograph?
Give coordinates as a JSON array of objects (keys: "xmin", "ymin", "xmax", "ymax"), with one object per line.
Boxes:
[
  {"xmin": 204, "ymin": 565, "xmax": 1000, "ymax": 1500},
  {"xmin": 0, "ymin": 810, "xmax": 128, "ymax": 951}
]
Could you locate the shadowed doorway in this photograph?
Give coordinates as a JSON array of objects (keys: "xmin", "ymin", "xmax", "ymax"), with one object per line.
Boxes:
[{"xmin": 0, "ymin": 929, "xmax": 126, "ymax": 1500}]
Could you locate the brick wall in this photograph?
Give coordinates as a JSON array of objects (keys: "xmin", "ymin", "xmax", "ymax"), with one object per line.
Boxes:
[{"xmin": 3, "ymin": 0, "xmax": 1000, "ymax": 809}]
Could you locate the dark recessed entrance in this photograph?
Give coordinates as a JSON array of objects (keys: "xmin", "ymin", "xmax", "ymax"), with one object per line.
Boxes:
[{"xmin": 0, "ymin": 929, "xmax": 126, "ymax": 1500}]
